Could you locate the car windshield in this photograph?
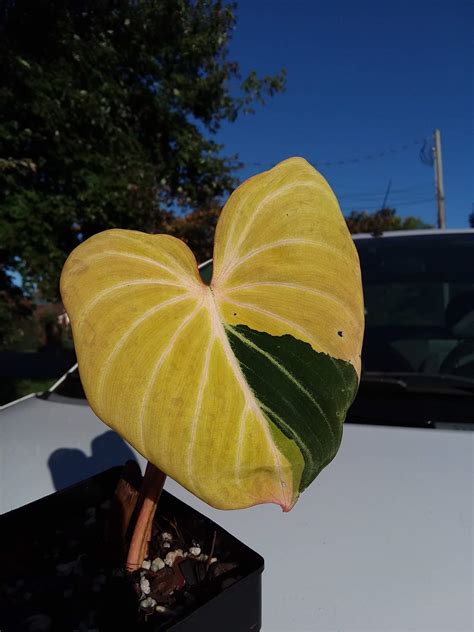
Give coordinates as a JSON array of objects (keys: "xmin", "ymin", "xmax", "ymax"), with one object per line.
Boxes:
[{"xmin": 355, "ymin": 233, "xmax": 474, "ymax": 383}]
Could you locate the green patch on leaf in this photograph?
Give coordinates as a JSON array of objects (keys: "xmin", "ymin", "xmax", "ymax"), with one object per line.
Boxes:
[{"xmin": 226, "ymin": 324, "xmax": 359, "ymax": 492}]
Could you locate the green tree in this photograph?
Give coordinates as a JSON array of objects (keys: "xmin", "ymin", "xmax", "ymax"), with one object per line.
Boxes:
[
  {"xmin": 0, "ymin": 0, "xmax": 285, "ymax": 304},
  {"xmin": 0, "ymin": 266, "xmax": 32, "ymax": 350},
  {"xmin": 345, "ymin": 208, "xmax": 432, "ymax": 235}
]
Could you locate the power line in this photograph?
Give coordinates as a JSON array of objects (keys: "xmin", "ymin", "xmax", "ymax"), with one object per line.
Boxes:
[
  {"xmin": 419, "ymin": 138, "xmax": 434, "ymax": 166},
  {"xmin": 336, "ymin": 185, "xmax": 432, "ymax": 200},
  {"xmin": 381, "ymin": 179, "xmax": 392, "ymax": 209},
  {"xmin": 341, "ymin": 196, "xmax": 435, "ymax": 210},
  {"xmin": 245, "ymin": 137, "xmax": 428, "ymax": 170}
]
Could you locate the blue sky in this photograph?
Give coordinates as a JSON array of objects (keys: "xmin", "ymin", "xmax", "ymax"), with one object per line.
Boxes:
[{"xmin": 216, "ymin": 0, "xmax": 473, "ymax": 227}]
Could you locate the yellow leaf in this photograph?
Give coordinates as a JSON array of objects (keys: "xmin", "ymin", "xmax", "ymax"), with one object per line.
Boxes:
[{"xmin": 61, "ymin": 158, "xmax": 364, "ymax": 510}]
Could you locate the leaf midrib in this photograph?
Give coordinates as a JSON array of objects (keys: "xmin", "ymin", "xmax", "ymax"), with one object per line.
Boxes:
[{"xmin": 208, "ymin": 286, "xmax": 291, "ymax": 508}]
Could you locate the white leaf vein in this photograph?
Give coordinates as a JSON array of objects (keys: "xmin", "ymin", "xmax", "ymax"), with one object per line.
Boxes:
[
  {"xmin": 138, "ymin": 300, "xmax": 205, "ymax": 448},
  {"xmin": 83, "ymin": 250, "xmax": 195, "ymax": 287},
  {"xmin": 207, "ymin": 290, "xmax": 291, "ymax": 508},
  {"xmin": 234, "ymin": 405, "xmax": 249, "ymax": 484},
  {"xmin": 76, "ymin": 280, "xmax": 186, "ymax": 328},
  {"xmin": 216, "ymin": 238, "xmax": 349, "ymax": 286},
  {"xmin": 218, "ymin": 180, "xmax": 329, "ymax": 277},
  {"xmin": 227, "ymin": 325, "xmax": 336, "ymax": 447},
  {"xmin": 259, "ymin": 402, "xmax": 317, "ymax": 475},
  {"xmin": 107, "ymin": 232, "xmax": 194, "ymax": 278},
  {"xmin": 223, "ymin": 298, "xmax": 349, "ymax": 390},
  {"xmin": 222, "ymin": 281, "xmax": 358, "ymax": 328},
  {"xmin": 186, "ymin": 333, "xmax": 214, "ymax": 487},
  {"xmin": 96, "ymin": 294, "xmax": 192, "ymax": 401}
]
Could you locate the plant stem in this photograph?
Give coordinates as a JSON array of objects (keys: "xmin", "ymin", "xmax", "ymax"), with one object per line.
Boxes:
[
  {"xmin": 126, "ymin": 461, "xmax": 166, "ymax": 572},
  {"xmin": 106, "ymin": 460, "xmax": 142, "ymax": 565}
]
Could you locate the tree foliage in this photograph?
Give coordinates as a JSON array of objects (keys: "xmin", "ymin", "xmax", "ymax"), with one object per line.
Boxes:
[
  {"xmin": 0, "ymin": 268, "xmax": 32, "ymax": 350},
  {"xmin": 345, "ymin": 208, "xmax": 432, "ymax": 235},
  {"xmin": 165, "ymin": 204, "xmax": 220, "ymax": 264},
  {"xmin": 0, "ymin": 0, "xmax": 285, "ymax": 303}
]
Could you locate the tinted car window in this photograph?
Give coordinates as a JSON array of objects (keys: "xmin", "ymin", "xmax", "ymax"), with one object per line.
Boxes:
[
  {"xmin": 199, "ymin": 261, "xmax": 213, "ymax": 285},
  {"xmin": 356, "ymin": 233, "xmax": 474, "ymax": 378}
]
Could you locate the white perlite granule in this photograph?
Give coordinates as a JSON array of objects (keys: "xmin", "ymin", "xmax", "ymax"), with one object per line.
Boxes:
[
  {"xmin": 140, "ymin": 576, "xmax": 150, "ymax": 595},
  {"xmin": 164, "ymin": 549, "xmax": 184, "ymax": 566},
  {"xmin": 151, "ymin": 556, "xmax": 165, "ymax": 572},
  {"xmin": 188, "ymin": 546, "xmax": 201, "ymax": 557},
  {"xmin": 140, "ymin": 597, "xmax": 157, "ymax": 609}
]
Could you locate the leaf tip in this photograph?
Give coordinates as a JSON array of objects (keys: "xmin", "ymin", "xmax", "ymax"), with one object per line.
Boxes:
[{"xmin": 279, "ymin": 493, "xmax": 298, "ymax": 513}]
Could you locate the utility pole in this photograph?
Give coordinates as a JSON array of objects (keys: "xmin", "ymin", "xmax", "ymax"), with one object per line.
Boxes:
[
  {"xmin": 381, "ymin": 179, "xmax": 392, "ymax": 209},
  {"xmin": 433, "ymin": 129, "xmax": 446, "ymax": 229}
]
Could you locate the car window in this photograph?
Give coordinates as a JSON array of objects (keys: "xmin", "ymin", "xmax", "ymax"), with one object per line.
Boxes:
[
  {"xmin": 52, "ymin": 369, "xmax": 86, "ymax": 399},
  {"xmin": 356, "ymin": 234, "xmax": 474, "ymax": 378},
  {"xmin": 199, "ymin": 260, "xmax": 213, "ymax": 285}
]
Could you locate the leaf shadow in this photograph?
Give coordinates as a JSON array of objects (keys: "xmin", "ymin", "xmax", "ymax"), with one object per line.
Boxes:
[{"xmin": 48, "ymin": 430, "xmax": 137, "ymax": 491}]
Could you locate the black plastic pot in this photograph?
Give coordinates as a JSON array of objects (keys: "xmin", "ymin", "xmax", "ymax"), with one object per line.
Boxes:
[{"xmin": 0, "ymin": 467, "xmax": 264, "ymax": 631}]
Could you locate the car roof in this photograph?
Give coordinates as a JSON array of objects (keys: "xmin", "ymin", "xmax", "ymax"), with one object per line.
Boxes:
[
  {"xmin": 352, "ymin": 228, "xmax": 474, "ymax": 239},
  {"xmin": 197, "ymin": 230, "xmax": 474, "ymax": 269}
]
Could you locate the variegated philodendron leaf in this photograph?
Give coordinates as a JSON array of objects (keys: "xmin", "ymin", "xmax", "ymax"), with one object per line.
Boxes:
[{"xmin": 60, "ymin": 157, "xmax": 364, "ymax": 511}]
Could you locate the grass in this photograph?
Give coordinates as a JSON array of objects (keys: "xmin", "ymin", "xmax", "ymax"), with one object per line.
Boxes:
[{"xmin": 0, "ymin": 378, "xmax": 56, "ymax": 406}]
